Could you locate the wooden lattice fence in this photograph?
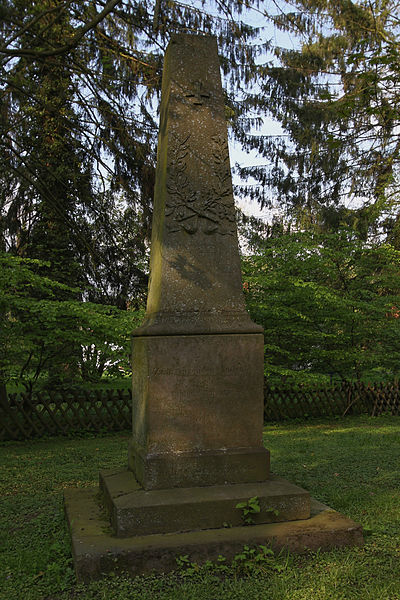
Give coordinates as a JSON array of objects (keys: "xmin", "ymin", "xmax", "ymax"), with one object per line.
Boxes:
[
  {"xmin": 1, "ymin": 381, "xmax": 399, "ymax": 441},
  {"xmin": 1, "ymin": 389, "xmax": 131, "ymax": 441},
  {"xmin": 264, "ymin": 381, "xmax": 400, "ymax": 421}
]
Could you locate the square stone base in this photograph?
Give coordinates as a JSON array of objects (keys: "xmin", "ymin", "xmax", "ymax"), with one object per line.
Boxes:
[
  {"xmin": 130, "ymin": 333, "xmax": 268, "ymax": 489},
  {"xmin": 99, "ymin": 470, "xmax": 310, "ymax": 537},
  {"xmin": 64, "ymin": 486, "xmax": 363, "ymax": 583}
]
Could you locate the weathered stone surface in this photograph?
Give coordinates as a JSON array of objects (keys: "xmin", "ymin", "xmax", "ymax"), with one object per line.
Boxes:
[
  {"xmin": 129, "ymin": 333, "xmax": 269, "ymax": 489},
  {"xmin": 64, "ymin": 487, "xmax": 364, "ymax": 583},
  {"xmin": 100, "ymin": 470, "xmax": 310, "ymax": 537},
  {"xmin": 134, "ymin": 33, "xmax": 260, "ymax": 337},
  {"xmin": 129, "ymin": 445, "xmax": 270, "ymax": 491},
  {"xmin": 128, "ymin": 34, "xmax": 267, "ymax": 491}
]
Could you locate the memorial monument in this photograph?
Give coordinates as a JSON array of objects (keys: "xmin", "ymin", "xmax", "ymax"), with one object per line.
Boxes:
[{"xmin": 65, "ymin": 34, "xmax": 363, "ymax": 581}]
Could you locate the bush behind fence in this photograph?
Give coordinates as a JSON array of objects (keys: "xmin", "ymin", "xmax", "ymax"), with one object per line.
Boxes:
[{"xmin": 1, "ymin": 381, "xmax": 400, "ymax": 441}]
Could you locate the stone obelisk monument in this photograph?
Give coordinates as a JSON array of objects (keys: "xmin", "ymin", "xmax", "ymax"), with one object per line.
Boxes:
[
  {"xmin": 65, "ymin": 35, "xmax": 363, "ymax": 581},
  {"xmin": 129, "ymin": 33, "xmax": 269, "ymax": 490},
  {"xmin": 97, "ymin": 34, "xmax": 311, "ymax": 537}
]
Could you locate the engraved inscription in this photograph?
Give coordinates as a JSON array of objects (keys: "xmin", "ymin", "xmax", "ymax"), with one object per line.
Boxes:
[
  {"xmin": 184, "ymin": 80, "xmax": 210, "ymax": 106},
  {"xmin": 151, "ymin": 365, "xmax": 245, "ymax": 377},
  {"xmin": 166, "ymin": 134, "xmax": 235, "ymax": 236}
]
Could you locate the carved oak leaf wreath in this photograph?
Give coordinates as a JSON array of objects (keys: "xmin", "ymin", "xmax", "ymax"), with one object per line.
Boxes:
[{"xmin": 166, "ymin": 134, "xmax": 235, "ymax": 235}]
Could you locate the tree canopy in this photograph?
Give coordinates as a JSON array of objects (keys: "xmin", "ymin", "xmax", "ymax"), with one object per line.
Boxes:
[
  {"xmin": 4, "ymin": 0, "xmax": 399, "ymax": 259},
  {"xmin": 2, "ymin": 0, "xmax": 400, "ymax": 392},
  {"xmin": 242, "ymin": 225, "xmax": 400, "ymax": 384},
  {"xmin": 0, "ymin": 252, "xmax": 143, "ymax": 395},
  {"xmin": 1, "ymin": 0, "xmax": 268, "ymax": 304},
  {"xmin": 235, "ymin": 0, "xmax": 400, "ymax": 232}
]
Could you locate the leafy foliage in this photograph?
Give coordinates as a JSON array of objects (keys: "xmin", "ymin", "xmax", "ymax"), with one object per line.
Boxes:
[
  {"xmin": 242, "ymin": 227, "xmax": 400, "ymax": 383},
  {"xmin": 235, "ymin": 496, "xmax": 261, "ymax": 525},
  {"xmin": 4, "ymin": 0, "xmax": 400, "ymax": 393},
  {"xmin": 0, "ymin": 252, "xmax": 143, "ymax": 393},
  {"xmin": 176, "ymin": 544, "xmax": 286, "ymax": 578}
]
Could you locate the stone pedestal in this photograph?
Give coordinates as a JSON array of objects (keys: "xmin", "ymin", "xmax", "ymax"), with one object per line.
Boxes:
[{"xmin": 128, "ymin": 333, "xmax": 269, "ymax": 489}]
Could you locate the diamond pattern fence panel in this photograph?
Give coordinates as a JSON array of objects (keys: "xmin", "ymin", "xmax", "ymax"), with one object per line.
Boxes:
[
  {"xmin": 264, "ymin": 381, "xmax": 400, "ymax": 422},
  {"xmin": 1, "ymin": 389, "xmax": 132, "ymax": 441}
]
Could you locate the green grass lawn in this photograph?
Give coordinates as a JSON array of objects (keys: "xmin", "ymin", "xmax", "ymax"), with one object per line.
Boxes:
[{"xmin": 1, "ymin": 415, "xmax": 400, "ymax": 600}]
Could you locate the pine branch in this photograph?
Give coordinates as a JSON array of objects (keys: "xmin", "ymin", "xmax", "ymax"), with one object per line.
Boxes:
[{"xmin": 0, "ymin": 0, "xmax": 121, "ymax": 58}]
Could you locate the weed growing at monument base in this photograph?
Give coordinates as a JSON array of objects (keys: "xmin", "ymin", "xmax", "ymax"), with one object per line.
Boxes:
[
  {"xmin": 235, "ymin": 496, "xmax": 261, "ymax": 524},
  {"xmin": 1, "ymin": 415, "xmax": 400, "ymax": 600},
  {"xmin": 176, "ymin": 545, "xmax": 289, "ymax": 578},
  {"xmin": 235, "ymin": 496, "xmax": 280, "ymax": 524}
]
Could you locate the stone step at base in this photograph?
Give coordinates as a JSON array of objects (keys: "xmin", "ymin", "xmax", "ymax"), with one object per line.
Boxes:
[
  {"xmin": 64, "ymin": 487, "xmax": 364, "ymax": 583},
  {"xmin": 99, "ymin": 470, "xmax": 310, "ymax": 537}
]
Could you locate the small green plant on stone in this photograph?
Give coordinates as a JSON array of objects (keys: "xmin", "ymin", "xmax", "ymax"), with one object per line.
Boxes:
[
  {"xmin": 266, "ymin": 507, "xmax": 280, "ymax": 517},
  {"xmin": 235, "ymin": 495, "xmax": 261, "ymax": 524}
]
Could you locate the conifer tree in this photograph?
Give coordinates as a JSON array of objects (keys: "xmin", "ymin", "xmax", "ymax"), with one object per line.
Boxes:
[
  {"xmin": 235, "ymin": 0, "xmax": 400, "ymax": 233},
  {"xmin": 0, "ymin": 0, "xmax": 267, "ymax": 303}
]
